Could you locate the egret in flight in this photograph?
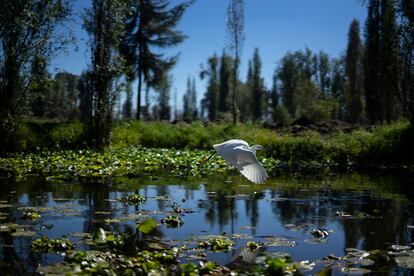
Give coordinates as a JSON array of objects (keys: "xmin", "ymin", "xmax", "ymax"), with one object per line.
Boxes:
[{"xmin": 207, "ymin": 139, "xmax": 268, "ymax": 184}]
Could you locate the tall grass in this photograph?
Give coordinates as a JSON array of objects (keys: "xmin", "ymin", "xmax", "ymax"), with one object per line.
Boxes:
[{"xmin": 15, "ymin": 119, "xmax": 413, "ymax": 166}]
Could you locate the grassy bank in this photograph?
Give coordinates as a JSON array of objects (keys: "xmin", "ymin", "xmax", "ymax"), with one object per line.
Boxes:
[{"xmin": 9, "ymin": 119, "xmax": 414, "ymax": 170}]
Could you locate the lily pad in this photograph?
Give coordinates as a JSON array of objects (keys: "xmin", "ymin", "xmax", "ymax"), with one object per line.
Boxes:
[
  {"xmin": 11, "ymin": 230, "xmax": 36, "ymax": 237},
  {"xmin": 264, "ymin": 237, "xmax": 296, "ymax": 247},
  {"xmin": 137, "ymin": 218, "xmax": 158, "ymax": 233},
  {"xmin": 395, "ymin": 255, "xmax": 414, "ymax": 269}
]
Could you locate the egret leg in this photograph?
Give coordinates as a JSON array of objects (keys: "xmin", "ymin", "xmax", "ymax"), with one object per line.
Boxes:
[{"xmin": 203, "ymin": 151, "xmax": 216, "ymax": 162}]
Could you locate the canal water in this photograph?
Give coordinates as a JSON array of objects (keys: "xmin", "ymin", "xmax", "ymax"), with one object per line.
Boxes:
[{"xmin": 0, "ymin": 171, "xmax": 413, "ymax": 274}]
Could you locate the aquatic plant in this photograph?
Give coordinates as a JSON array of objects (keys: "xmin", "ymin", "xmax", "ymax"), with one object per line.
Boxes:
[
  {"xmin": 198, "ymin": 238, "xmax": 234, "ymax": 252},
  {"xmin": 31, "ymin": 236, "xmax": 74, "ymax": 252},
  {"xmin": 22, "ymin": 211, "xmax": 41, "ymax": 220},
  {"xmin": 161, "ymin": 215, "xmax": 184, "ymax": 228},
  {"xmin": 118, "ymin": 193, "xmax": 147, "ymax": 205}
]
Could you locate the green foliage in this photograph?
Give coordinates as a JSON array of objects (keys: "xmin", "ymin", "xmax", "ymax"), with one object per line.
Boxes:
[
  {"xmin": 118, "ymin": 194, "xmax": 147, "ymax": 205},
  {"xmin": 198, "ymin": 238, "xmax": 233, "ymax": 252},
  {"xmin": 161, "ymin": 215, "xmax": 184, "ymax": 228},
  {"xmin": 258, "ymin": 257, "xmax": 300, "ymax": 275},
  {"xmin": 272, "ymin": 105, "xmax": 292, "ymax": 125},
  {"xmin": 137, "ymin": 218, "xmax": 158, "ymax": 234},
  {"xmin": 2, "ymin": 121, "xmax": 412, "ymax": 177},
  {"xmin": 246, "ymin": 241, "xmax": 262, "ymax": 250},
  {"xmin": 22, "ymin": 212, "xmax": 41, "ymax": 221},
  {"xmin": 17, "ymin": 120, "xmax": 83, "ymax": 151},
  {"xmin": 31, "ymin": 236, "xmax": 74, "ymax": 252},
  {"xmin": 121, "ymin": 0, "xmax": 192, "ymax": 120}
]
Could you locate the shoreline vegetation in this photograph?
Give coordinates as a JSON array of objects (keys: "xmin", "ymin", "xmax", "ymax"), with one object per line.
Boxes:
[{"xmin": 1, "ymin": 120, "xmax": 413, "ymax": 178}]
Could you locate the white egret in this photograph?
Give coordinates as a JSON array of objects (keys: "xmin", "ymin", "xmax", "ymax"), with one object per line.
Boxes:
[{"xmin": 208, "ymin": 139, "xmax": 268, "ymax": 184}]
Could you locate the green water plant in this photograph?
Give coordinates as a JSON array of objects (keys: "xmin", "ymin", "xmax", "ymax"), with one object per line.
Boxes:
[
  {"xmin": 22, "ymin": 211, "xmax": 41, "ymax": 220},
  {"xmin": 161, "ymin": 215, "xmax": 184, "ymax": 228},
  {"xmin": 198, "ymin": 238, "xmax": 234, "ymax": 252},
  {"xmin": 31, "ymin": 236, "xmax": 74, "ymax": 252},
  {"xmin": 118, "ymin": 194, "xmax": 147, "ymax": 205}
]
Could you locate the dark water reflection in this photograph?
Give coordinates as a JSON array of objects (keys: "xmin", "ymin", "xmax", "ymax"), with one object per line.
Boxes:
[{"xmin": 0, "ymin": 172, "xmax": 413, "ymax": 274}]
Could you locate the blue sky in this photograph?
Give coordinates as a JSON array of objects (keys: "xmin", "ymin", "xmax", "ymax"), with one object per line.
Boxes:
[{"xmin": 51, "ymin": 0, "xmax": 367, "ymax": 111}]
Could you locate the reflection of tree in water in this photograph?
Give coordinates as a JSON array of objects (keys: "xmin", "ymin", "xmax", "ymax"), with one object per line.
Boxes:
[
  {"xmin": 82, "ymin": 181, "xmax": 114, "ymax": 234},
  {"xmin": 204, "ymin": 190, "xmax": 238, "ymax": 233},
  {"xmin": 244, "ymin": 193, "xmax": 264, "ymax": 234},
  {"xmin": 270, "ymin": 188, "xmax": 331, "ymax": 228},
  {"xmin": 341, "ymin": 195, "xmax": 413, "ymax": 251},
  {"xmin": 0, "ymin": 177, "xmax": 45, "ymax": 274},
  {"xmin": 156, "ymin": 185, "xmax": 169, "ymax": 211}
]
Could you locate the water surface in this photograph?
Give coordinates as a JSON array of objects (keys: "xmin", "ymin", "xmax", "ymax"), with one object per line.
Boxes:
[{"xmin": 0, "ymin": 171, "xmax": 413, "ymax": 274}]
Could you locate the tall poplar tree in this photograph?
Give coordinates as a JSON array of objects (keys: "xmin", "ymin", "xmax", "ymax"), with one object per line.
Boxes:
[
  {"xmin": 84, "ymin": 0, "xmax": 127, "ymax": 149},
  {"xmin": 379, "ymin": 0, "xmax": 400, "ymax": 122},
  {"xmin": 251, "ymin": 48, "xmax": 264, "ymax": 121},
  {"xmin": 400, "ymin": 0, "xmax": 414, "ymax": 124},
  {"xmin": 226, "ymin": 0, "xmax": 245, "ymax": 124},
  {"xmin": 219, "ymin": 51, "xmax": 231, "ymax": 114},
  {"xmin": 121, "ymin": 0, "xmax": 192, "ymax": 121},
  {"xmin": 364, "ymin": 0, "xmax": 400, "ymax": 123},
  {"xmin": 345, "ymin": 19, "xmax": 364, "ymax": 123},
  {"xmin": 200, "ymin": 55, "xmax": 219, "ymax": 121},
  {"xmin": 364, "ymin": 0, "xmax": 382, "ymax": 123}
]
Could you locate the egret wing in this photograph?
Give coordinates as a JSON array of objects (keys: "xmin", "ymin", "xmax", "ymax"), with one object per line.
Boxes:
[
  {"xmin": 218, "ymin": 145, "xmax": 268, "ymax": 184},
  {"xmin": 213, "ymin": 140, "xmax": 250, "ymax": 167},
  {"xmin": 240, "ymin": 162, "xmax": 268, "ymax": 184}
]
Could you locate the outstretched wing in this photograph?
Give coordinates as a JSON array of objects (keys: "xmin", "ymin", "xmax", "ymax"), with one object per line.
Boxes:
[
  {"xmin": 213, "ymin": 140, "xmax": 268, "ymax": 184},
  {"xmin": 235, "ymin": 147, "xmax": 268, "ymax": 184},
  {"xmin": 213, "ymin": 139, "xmax": 249, "ymax": 167}
]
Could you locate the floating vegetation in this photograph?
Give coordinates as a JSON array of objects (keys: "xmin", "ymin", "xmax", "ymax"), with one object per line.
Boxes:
[
  {"xmin": 264, "ymin": 237, "xmax": 297, "ymax": 247},
  {"xmin": 161, "ymin": 215, "xmax": 184, "ymax": 228},
  {"xmin": 198, "ymin": 238, "xmax": 234, "ymax": 252},
  {"xmin": 310, "ymin": 228, "xmax": 330, "ymax": 238},
  {"xmin": 31, "ymin": 236, "xmax": 74, "ymax": 252},
  {"xmin": 137, "ymin": 218, "xmax": 158, "ymax": 234},
  {"xmin": 118, "ymin": 193, "xmax": 147, "ymax": 205},
  {"xmin": 260, "ymin": 257, "xmax": 301, "ymax": 275},
  {"xmin": 246, "ymin": 241, "xmax": 263, "ymax": 250},
  {"xmin": 12, "ymin": 229, "xmax": 36, "ymax": 237},
  {"xmin": 22, "ymin": 211, "xmax": 41, "ymax": 220}
]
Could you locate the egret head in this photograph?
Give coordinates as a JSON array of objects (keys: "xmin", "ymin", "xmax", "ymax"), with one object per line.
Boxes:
[{"xmin": 250, "ymin": 145, "xmax": 264, "ymax": 153}]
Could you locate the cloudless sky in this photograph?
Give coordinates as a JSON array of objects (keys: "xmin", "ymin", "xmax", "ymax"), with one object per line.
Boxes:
[{"xmin": 51, "ymin": 0, "xmax": 367, "ymax": 112}]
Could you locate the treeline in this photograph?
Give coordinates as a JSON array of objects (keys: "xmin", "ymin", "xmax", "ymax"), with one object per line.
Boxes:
[
  {"xmin": 200, "ymin": 0, "xmax": 414, "ymax": 126},
  {"xmin": 0, "ymin": 0, "xmax": 193, "ymax": 152},
  {"xmin": 1, "ymin": 0, "xmax": 414, "ymax": 153}
]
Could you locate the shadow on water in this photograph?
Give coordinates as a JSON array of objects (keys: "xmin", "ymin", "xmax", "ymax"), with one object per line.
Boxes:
[{"xmin": 0, "ymin": 171, "xmax": 413, "ymax": 274}]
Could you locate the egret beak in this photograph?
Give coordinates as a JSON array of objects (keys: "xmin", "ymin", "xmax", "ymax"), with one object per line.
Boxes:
[{"xmin": 202, "ymin": 151, "xmax": 216, "ymax": 162}]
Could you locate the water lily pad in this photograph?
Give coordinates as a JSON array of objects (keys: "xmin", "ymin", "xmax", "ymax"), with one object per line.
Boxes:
[
  {"xmin": 232, "ymin": 233, "xmax": 253, "ymax": 239},
  {"xmin": 240, "ymin": 225, "xmax": 256, "ymax": 230},
  {"xmin": 70, "ymin": 232, "xmax": 91, "ymax": 238},
  {"xmin": 264, "ymin": 237, "xmax": 296, "ymax": 247},
  {"xmin": 94, "ymin": 211, "xmax": 111, "ymax": 215},
  {"xmin": 92, "ymin": 228, "xmax": 107, "ymax": 244},
  {"xmin": 0, "ymin": 223, "xmax": 19, "ymax": 232},
  {"xmin": 389, "ymin": 244, "xmax": 412, "ymax": 251},
  {"xmin": 161, "ymin": 215, "xmax": 184, "ymax": 228},
  {"xmin": 395, "ymin": 255, "xmax": 414, "ymax": 268},
  {"xmin": 11, "ymin": 230, "xmax": 36, "ymax": 237},
  {"xmin": 344, "ymin": 257, "xmax": 375, "ymax": 266},
  {"xmin": 37, "ymin": 263, "xmax": 74, "ymax": 275},
  {"xmin": 304, "ymin": 238, "xmax": 328, "ymax": 244},
  {"xmin": 340, "ymin": 267, "xmax": 371, "ymax": 274},
  {"xmin": 137, "ymin": 218, "xmax": 158, "ymax": 233}
]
